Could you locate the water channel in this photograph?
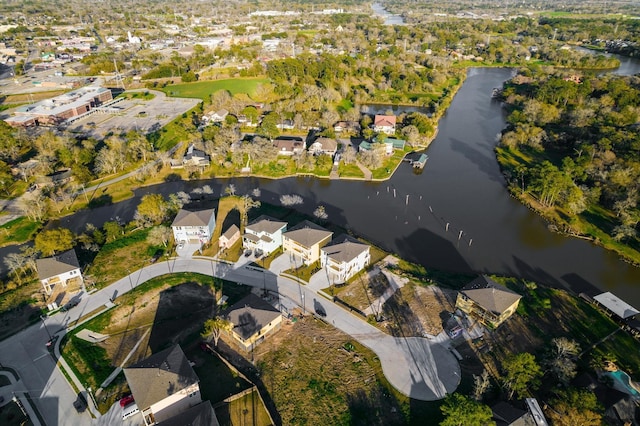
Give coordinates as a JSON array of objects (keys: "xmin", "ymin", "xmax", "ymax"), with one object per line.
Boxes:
[{"xmin": 371, "ymin": 3, "xmax": 405, "ymax": 26}]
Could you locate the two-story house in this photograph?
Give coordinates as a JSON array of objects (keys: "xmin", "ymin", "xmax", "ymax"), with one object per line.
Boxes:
[
  {"xmin": 282, "ymin": 220, "xmax": 333, "ymax": 266},
  {"xmin": 373, "ymin": 114, "xmax": 396, "ymax": 135},
  {"xmin": 171, "ymin": 208, "xmax": 216, "ymax": 245},
  {"xmin": 320, "ymin": 235, "xmax": 371, "ymax": 284},
  {"xmin": 218, "ymin": 224, "xmax": 240, "ymax": 250},
  {"xmin": 273, "ymin": 137, "xmax": 305, "ymax": 156},
  {"xmin": 455, "ymin": 275, "xmax": 522, "ymax": 329},
  {"xmin": 37, "ymin": 249, "xmax": 83, "ymax": 295},
  {"xmin": 308, "ymin": 137, "xmax": 337, "ymax": 157},
  {"xmin": 243, "ymin": 215, "xmax": 287, "ymax": 256},
  {"xmin": 124, "ymin": 345, "xmax": 202, "ymax": 426},
  {"xmin": 222, "ymin": 293, "xmax": 282, "ymax": 352},
  {"xmin": 183, "ymin": 144, "xmax": 210, "ymax": 168}
]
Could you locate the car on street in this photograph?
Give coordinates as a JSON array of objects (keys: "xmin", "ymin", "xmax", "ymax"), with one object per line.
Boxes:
[
  {"xmin": 61, "ymin": 299, "xmax": 80, "ymax": 312},
  {"xmin": 73, "ymin": 393, "xmax": 87, "ymax": 412},
  {"xmin": 244, "ymin": 250, "xmax": 252, "ymax": 257},
  {"xmin": 177, "ymin": 241, "xmax": 185, "ymax": 250}
]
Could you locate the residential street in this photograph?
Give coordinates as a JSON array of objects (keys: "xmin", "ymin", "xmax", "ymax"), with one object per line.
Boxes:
[{"xmin": 0, "ymin": 255, "xmax": 460, "ymax": 425}]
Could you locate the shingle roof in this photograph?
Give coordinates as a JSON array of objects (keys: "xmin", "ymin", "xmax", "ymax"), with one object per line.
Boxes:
[
  {"xmin": 322, "ymin": 234, "xmax": 369, "ymax": 264},
  {"xmin": 222, "ymin": 294, "xmax": 281, "ymax": 340},
  {"xmin": 460, "ymin": 276, "xmax": 521, "ymax": 315},
  {"xmin": 312, "ymin": 137, "xmax": 337, "ymax": 151},
  {"xmin": 246, "ymin": 215, "xmax": 287, "ymax": 235},
  {"xmin": 156, "ymin": 401, "xmax": 220, "ymax": 426},
  {"xmin": 171, "ymin": 208, "xmax": 215, "ymax": 227},
  {"xmin": 374, "ymin": 114, "xmax": 396, "ymax": 127},
  {"xmin": 221, "ymin": 224, "xmax": 240, "ymax": 240},
  {"xmin": 124, "ymin": 345, "xmax": 199, "ymax": 410},
  {"xmin": 283, "ymin": 220, "xmax": 332, "ymax": 248},
  {"xmin": 36, "ymin": 249, "xmax": 80, "ymax": 280}
]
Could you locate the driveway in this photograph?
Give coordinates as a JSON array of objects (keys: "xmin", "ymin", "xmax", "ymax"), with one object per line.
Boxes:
[{"xmin": 0, "ymin": 256, "xmax": 459, "ymax": 426}]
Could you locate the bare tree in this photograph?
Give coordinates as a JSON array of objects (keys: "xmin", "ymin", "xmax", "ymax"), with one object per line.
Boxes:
[
  {"xmin": 240, "ymin": 195, "xmax": 260, "ymax": 226},
  {"xmin": 225, "ymin": 184, "xmax": 237, "ymax": 196},
  {"xmin": 313, "ymin": 205, "xmax": 328, "ymax": 220},
  {"xmin": 472, "ymin": 370, "xmax": 491, "ymax": 401},
  {"xmin": 280, "ymin": 194, "xmax": 303, "ymax": 206},
  {"xmin": 201, "ymin": 316, "xmax": 233, "ymax": 347},
  {"xmin": 17, "ymin": 189, "xmax": 48, "ymax": 221},
  {"xmin": 147, "ymin": 226, "xmax": 173, "ymax": 247}
]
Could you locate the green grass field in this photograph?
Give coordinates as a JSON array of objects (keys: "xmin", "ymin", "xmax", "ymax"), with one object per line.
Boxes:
[
  {"xmin": 0, "ymin": 217, "xmax": 41, "ymax": 247},
  {"xmin": 162, "ymin": 78, "xmax": 269, "ymax": 101}
]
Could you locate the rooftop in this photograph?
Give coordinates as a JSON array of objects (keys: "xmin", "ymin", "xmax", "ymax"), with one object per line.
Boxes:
[
  {"xmin": 460, "ymin": 275, "xmax": 522, "ymax": 315},
  {"xmin": 283, "ymin": 220, "xmax": 333, "ymax": 248},
  {"xmin": 322, "ymin": 234, "xmax": 369, "ymax": 264},
  {"xmin": 36, "ymin": 249, "xmax": 80, "ymax": 280},
  {"xmin": 246, "ymin": 215, "xmax": 287, "ymax": 235},
  {"xmin": 594, "ymin": 292, "xmax": 640, "ymax": 319},
  {"xmin": 222, "ymin": 293, "xmax": 281, "ymax": 340},
  {"xmin": 172, "ymin": 208, "xmax": 215, "ymax": 228}
]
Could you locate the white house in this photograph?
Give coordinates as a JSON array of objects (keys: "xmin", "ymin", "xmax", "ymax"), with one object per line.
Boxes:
[
  {"xmin": 308, "ymin": 137, "xmax": 337, "ymax": 157},
  {"xmin": 373, "ymin": 114, "xmax": 396, "ymax": 135},
  {"xmin": 124, "ymin": 345, "xmax": 202, "ymax": 426},
  {"xmin": 320, "ymin": 235, "xmax": 370, "ymax": 284},
  {"xmin": 243, "ymin": 215, "xmax": 287, "ymax": 255},
  {"xmin": 36, "ymin": 249, "xmax": 83, "ymax": 295},
  {"xmin": 171, "ymin": 208, "xmax": 216, "ymax": 244}
]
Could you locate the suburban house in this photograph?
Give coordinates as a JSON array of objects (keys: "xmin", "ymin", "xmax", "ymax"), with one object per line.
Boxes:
[
  {"xmin": 455, "ymin": 275, "xmax": 522, "ymax": 328},
  {"xmin": 218, "ymin": 224, "xmax": 240, "ymax": 249},
  {"xmin": 308, "ymin": 137, "xmax": 338, "ymax": 157},
  {"xmin": 333, "ymin": 121, "xmax": 361, "ymax": 134},
  {"xmin": 273, "ymin": 137, "xmax": 305, "ymax": 156},
  {"xmin": 124, "ymin": 345, "xmax": 202, "ymax": 426},
  {"xmin": 358, "ymin": 137, "xmax": 406, "ymax": 155},
  {"xmin": 282, "ymin": 220, "xmax": 333, "ymax": 266},
  {"xmin": 491, "ymin": 401, "xmax": 535, "ymax": 426},
  {"xmin": 221, "ymin": 293, "xmax": 283, "ymax": 352},
  {"xmin": 171, "ymin": 208, "xmax": 216, "ymax": 245},
  {"xmin": 243, "ymin": 215, "xmax": 287, "ymax": 256},
  {"xmin": 208, "ymin": 109, "xmax": 228, "ymax": 123},
  {"xmin": 37, "ymin": 249, "xmax": 83, "ymax": 295},
  {"xmin": 373, "ymin": 114, "xmax": 396, "ymax": 135},
  {"xmin": 320, "ymin": 235, "xmax": 371, "ymax": 284},
  {"xmin": 592, "ymin": 292, "xmax": 640, "ymax": 322},
  {"xmin": 183, "ymin": 145, "xmax": 210, "ymax": 168},
  {"xmin": 156, "ymin": 401, "xmax": 219, "ymax": 426}
]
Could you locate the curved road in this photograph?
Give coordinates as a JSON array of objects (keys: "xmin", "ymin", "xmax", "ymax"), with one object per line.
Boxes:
[{"xmin": 0, "ymin": 256, "xmax": 460, "ymax": 425}]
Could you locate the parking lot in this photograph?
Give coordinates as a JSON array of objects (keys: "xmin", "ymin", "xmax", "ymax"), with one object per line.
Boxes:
[{"xmin": 65, "ymin": 90, "xmax": 200, "ymax": 138}]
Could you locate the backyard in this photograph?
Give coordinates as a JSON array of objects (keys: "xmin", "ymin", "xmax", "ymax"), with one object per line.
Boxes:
[{"xmin": 162, "ymin": 78, "xmax": 269, "ymax": 101}]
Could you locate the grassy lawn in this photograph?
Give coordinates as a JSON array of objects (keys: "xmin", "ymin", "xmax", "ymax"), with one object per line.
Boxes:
[
  {"xmin": 256, "ymin": 316, "xmax": 442, "ymax": 425},
  {"xmin": 0, "ymin": 400, "xmax": 33, "ymax": 426},
  {"xmin": 371, "ymin": 150, "xmax": 408, "ymax": 180},
  {"xmin": 282, "ymin": 261, "xmax": 321, "ymax": 284},
  {"xmin": 187, "ymin": 347, "xmax": 253, "ymax": 403},
  {"xmin": 162, "ymin": 78, "xmax": 269, "ymax": 101},
  {"xmin": 84, "ymin": 228, "xmax": 158, "ymax": 289},
  {"xmin": 151, "ymin": 109, "xmax": 199, "ymax": 151},
  {"xmin": 216, "ymin": 389, "xmax": 273, "ymax": 426},
  {"xmin": 338, "ymin": 162, "xmax": 364, "ymax": 178},
  {"xmin": 62, "ymin": 273, "xmax": 253, "ymax": 412},
  {"xmin": 0, "ymin": 217, "xmax": 41, "ymax": 247},
  {"xmin": 116, "ymin": 91, "xmax": 155, "ymax": 101}
]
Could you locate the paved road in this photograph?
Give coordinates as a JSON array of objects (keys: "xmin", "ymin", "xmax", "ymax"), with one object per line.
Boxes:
[{"xmin": 0, "ymin": 255, "xmax": 460, "ymax": 425}]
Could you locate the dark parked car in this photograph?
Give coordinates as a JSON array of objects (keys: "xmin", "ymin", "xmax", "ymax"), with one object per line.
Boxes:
[
  {"xmin": 61, "ymin": 299, "xmax": 80, "ymax": 312},
  {"xmin": 73, "ymin": 393, "xmax": 87, "ymax": 412}
]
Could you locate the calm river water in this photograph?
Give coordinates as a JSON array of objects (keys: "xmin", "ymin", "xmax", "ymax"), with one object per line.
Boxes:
[{"xmin": 7, "ymin": 60, "xmax": 640, "ymax": 308}]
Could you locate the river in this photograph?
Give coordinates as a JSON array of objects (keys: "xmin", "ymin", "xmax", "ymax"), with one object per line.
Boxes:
[
  {"xmin": 5, "ymin": 58, "xmax": 640, "ymax": 308},
  {"xmin": 371, "ymin": 3, "xmax": 405, "ymax": 25}
]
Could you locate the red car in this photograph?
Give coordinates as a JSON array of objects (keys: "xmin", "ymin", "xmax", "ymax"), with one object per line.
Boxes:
[{"xmin": 119, "ymin": 395, "xmax": 134, "ymax": 408}]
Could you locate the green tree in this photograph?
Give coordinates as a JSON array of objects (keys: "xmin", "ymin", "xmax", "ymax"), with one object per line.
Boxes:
[
  {"xmin": 201, "ymin": 316, "xmax": 233, "ymax": 347},
  {"xmin": 135, "ymin": 194, "xmax": 171, "ymax": 227},
  {"xmin": 502, "ymin": 352, "xmax": 542, "ymax": 400},
  {"xmin": 103, "ymin": 221, "xmax": 124, "ymax": 242},
  {"xmin": 545, "ymin": 388, "xmax": 602, "ymax": 426},
  {"xmin": 181, "ymin": 70, "xmax": 197, "ymax": 82},
  {"xmin": 258, "ymin": 112, "xmax": 279, "ymax": 139},
  {"xmin": 440, "ymin": 394, "xmax": 495, "ymax": 426},
  {"xmin": 35, "ymin": 228, "xmax": 75, "ymax": 256}
]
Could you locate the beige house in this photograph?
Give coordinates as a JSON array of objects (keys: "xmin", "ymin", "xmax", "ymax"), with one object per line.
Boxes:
[
  {"xmin": 321, "ymin": 235, "xmax": 370, "ymax": 284},
  {"xmin": 282, "ymin": 220, "xmax": 333, "ymax": 266},
  {"xmin": 308, "ymin": 137, "xmax": 337, "ymax": 157},
  {"xmin": 222, "ymin": 293, "xmax": 282, "ymax": 352},
  {"xmin": 455, "ymin": 276, "xmax": 522, "ymax": 329},
  {"xmin": 218, "ymin": 224, "xmax": 240, "ymax": 249},
  {"xmin": 124, "ymin": 345, "xmax": 202, "ymax": 426},
  {"xmin": 36, "ymin": 249, "xmax": 83, "ymax": 295}
]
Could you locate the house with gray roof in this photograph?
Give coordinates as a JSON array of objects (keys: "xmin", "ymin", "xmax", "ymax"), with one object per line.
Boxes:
[
  {"xmin": 222, "ymin": 293, "xmax": 282, "ymax": 352},
  {"xmin": 171, "ymin": 208, "xmax": 216, "ymax": 245},
  {"xmin": 156, "ymin": 401, "xmax": 219, "ymax": 426},
  {"xmin": 282, "ymin": 220, "xmax": 333, "ymax": 266},
  {"xmin": 308, "ymin": 137, "xmax": 338, "ymax": 157},
  {"xmin": 124, "ymin": 345, "xmax": 201, "ymax": 426},
  {"xmin": 321, "ymin": 235, "xmax": 370, "ymax": 284},
  {"xmin": 243, "ymin": 215, "xmax": 287, "ymax": 256},
  {"xmin": 455, "ymin": 275, "xmax": 522, "ymax": 328},
  {"xmin": 36, "ymin": 249, "xmax": 83, "ymax": 295}
]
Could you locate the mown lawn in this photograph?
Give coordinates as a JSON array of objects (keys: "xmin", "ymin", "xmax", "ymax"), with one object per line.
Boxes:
[
  {"xmin": 162, "ymin": 78, "xmax": 269, "ymax": 101},
  {"xmin": 0, "ymin": 216, "xmax": 41, "ymax": 246},
  {"xmin": 338, "ymin": 162, "xmax": 364, "ymax": 178}
]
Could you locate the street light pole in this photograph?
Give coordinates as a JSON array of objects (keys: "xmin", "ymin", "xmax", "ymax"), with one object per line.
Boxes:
[
  {"xmin": 40, "ymin": 315, "xmax": 52, "ymax": 341},
  {"xmin": 126, "ymin": 269, "xmax": 133, "ymax": 290}
]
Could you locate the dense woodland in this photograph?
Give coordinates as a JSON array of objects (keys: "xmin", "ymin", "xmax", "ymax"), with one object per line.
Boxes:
[{"xmin": 498, "ymin": 68, "xmax": 640, "ymax": 259}]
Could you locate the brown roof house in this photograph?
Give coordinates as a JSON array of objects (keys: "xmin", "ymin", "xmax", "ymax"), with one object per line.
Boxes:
[
  {"xmin": 37, "ymin": 249, "xmax": 83, "ymax": 295},
  {"xmin": 273, "ymin": 137, "xmax": 305, "ymax": 156},
  {"xmin": 308, "ymin": 137, "xmax": 337, "ymax": 157},
  {"xmin": 218, "ymin": 224, "xmax": 240, "ymax": 250},
  {"xmin": 222, "ymin": 293, "xmax": 282, "ymax": 352},
  {"xmin": 320, "ymin": 235, "xmax": 370, "ymax": 284},
  {"xmin": 124, "ymin": 345, "xmax": 202, "ymax": 426},
  {"xmin": 282, "ymin": 220, "xmax": 333, "ymax": 266},
  {"xmin": 171, "ymin": 208, "xmax": 216, "ymax": 245},
  {"xmin": 373, "ymin": 114, "xmax": 396, "ymax": 135},
  {"xmin": 455, "ymin": 276, "xmax": 522, "ymax": 329}
]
